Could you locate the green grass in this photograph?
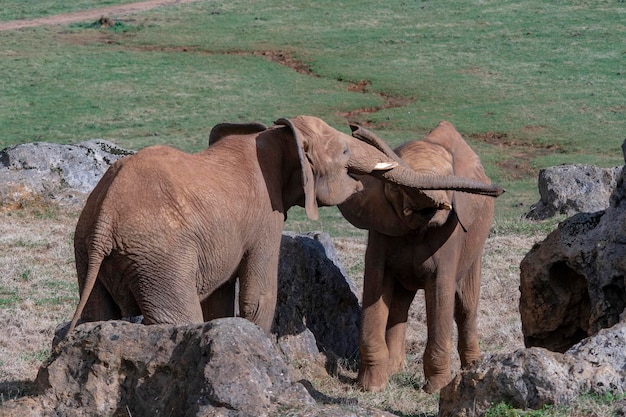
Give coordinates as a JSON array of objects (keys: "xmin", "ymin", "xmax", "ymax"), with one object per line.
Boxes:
[
  {"xmin": 0, "ymin": 287, "xmax": 21, "ymax": 307},
  {"xmin": 484, "ymin": 391, "xmax": 626, "ymax": 417}
]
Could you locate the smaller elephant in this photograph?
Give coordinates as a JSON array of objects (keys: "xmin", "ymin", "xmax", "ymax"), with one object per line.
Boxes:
[
  {"xmin": 66, "ymin": 116, "xmax": 503, "ymax": 338},
  {"xmin": 339, "ymin": 121, "xmax": 502, "ymax": 393}
]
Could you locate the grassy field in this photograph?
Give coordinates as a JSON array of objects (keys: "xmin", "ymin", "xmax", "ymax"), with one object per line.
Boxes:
[
  {"xmin": 0, "ymin": 1, "xmax": 624, "ymax": 415},
  {"xmin": 1, "ymin": 0, "xmax": 624, "ymax": 222}
]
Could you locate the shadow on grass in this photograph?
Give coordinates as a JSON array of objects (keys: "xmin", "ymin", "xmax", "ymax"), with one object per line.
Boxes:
[{"xmin": 0, "ymin": 379, "xmax": 37, "ymax": 402}]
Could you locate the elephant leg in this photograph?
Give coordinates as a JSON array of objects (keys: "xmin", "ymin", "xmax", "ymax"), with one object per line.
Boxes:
[
  {"xmin": 423, "ymin": 269, "xmax": 456, "ymax": 393},
  {"xmin": 202, "ymin": 279, "xmax": 236, "ymax": 321},
  {"xmin": 455, "ymin": 258, "xmax": 482, "ymax": 368},
  {"xmin": 385, "ymin": 282, "xmax": 416, "ymax": 376},
  {"xmin": 358, "ymin": 234, "xmax": 393, "ymax": 392},
  {"xmin": 237, "ymin": 246, "xmax": 280, "ymax": 333},
  {"xmin": 131, "ymin": 253, "xmax": 204, "ymax": 325}
]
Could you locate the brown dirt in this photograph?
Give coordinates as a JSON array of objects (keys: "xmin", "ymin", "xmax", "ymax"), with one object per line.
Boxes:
[{"xmin": 0, "ymin": 0, "xmax": 203, "ymax": 31}]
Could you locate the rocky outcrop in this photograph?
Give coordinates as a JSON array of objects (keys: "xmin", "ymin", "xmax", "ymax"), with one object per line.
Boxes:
[
  {"xmin": 3, "ymin": 319, "xmax": 394, "ymax": 417},
  {"xmin": 0, "ymin": 140, "xmax": 134, "ymax": 208},
  {"xmin": 519, "ymin": 164, "xmax": 626, "ymax": 351},
  {"xmin": 524, "ymin": 164, "xmax": 622, "ymax": 220},
  {"xmin": 7, "ymin": 319, "xmax": 313, "ymax": 416},
  {"xmin": 439, "ymin": 320, "xmax": 626, "ymax": 417}
]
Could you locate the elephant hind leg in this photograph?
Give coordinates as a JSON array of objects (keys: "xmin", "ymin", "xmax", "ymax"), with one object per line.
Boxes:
[
  {"xmin": 455, "ymin": 259, "xmax": 482, "ymax": 368},
  {"xmin": 131, "ymin": 253, "xmax": 204, "ymax": 325},
  {"xmin": 385, "ymin": 282, "xmax": 416, "ymax": 376}
]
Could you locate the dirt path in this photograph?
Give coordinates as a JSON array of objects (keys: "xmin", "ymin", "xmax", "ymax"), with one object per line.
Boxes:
[{"xmin": 0, "ymin": 0, "xmax": 202, "ymax": 31}]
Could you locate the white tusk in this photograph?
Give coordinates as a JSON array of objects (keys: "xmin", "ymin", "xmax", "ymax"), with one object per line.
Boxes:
[
  {"xmin": 440, "ymin": 202, "xmax": 452, "ymax": 211},
  {"xmin": 373, "ymin": 161, "xmax": 398, "ymax": 170}
]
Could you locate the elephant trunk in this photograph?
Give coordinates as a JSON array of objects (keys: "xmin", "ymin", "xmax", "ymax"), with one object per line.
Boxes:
[
  {"xmin": 350, "ymin": 124, "xmax": 409, "ymax": 168},
  {"xmin": 349, "ymin": 123, "xmax": 504, "ymax": 198},
  {"xmin": 377, "ymin": 168, "xmax": 504, "ymax": 197}
]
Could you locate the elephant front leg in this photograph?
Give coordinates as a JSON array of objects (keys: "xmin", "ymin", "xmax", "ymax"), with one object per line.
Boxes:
[
  {"xmin": 358, "ymin": 236, "xmax": 394, "ymax": 392},
  {"xmin": 237, "ymin": 247, "xmax": 279, "ymax": 333},
  {"xmin": 422, "ymin": 271, "xmax": 456, "ymax": 394}
]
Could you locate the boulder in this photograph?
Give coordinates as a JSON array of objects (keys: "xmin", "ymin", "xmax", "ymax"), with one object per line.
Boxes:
[
  {"xmin": 520, "ymin": 177, "xmax": 626, "ymax": 351},
  {"xmin": 524, "ymin": 164, "xmax": 622, "ymax": 220},
  {"xmin": 0, "ymin": 140, "xmax": 134, "ymax": 208},
  {"xmin": 4, "ymin": 319, "xmax": 395, "ymax": 417},
  {"xmin": 439, "ymin": 320, "xmax": 626, "ymax": 417},
  {"xmin": 6, "ymin": 319, "xmax": 315, "ymax": 416},
  {"xmin": 275, "ymin": 232, "xmax": 361, "ymax": 363}
]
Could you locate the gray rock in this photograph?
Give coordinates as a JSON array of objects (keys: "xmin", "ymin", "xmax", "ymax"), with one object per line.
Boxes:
[
  {"xmin": 4, "ymin": 319, "xmax": 396, "ymax": 417},
  {"xmin": 7, "ymin": 319, "xmax": 315, "ymax": 416},
  {"xmin": 439, "ymin": 321, "xmax": 626, "ymax": 417},
  {"xmin": 0, "ymin": 140, "xmax": 134, "ymax": 207},
  {"xmin": 524, "ymin": 164, "xmax": 622, "ymax": 220},
  {"xmin": 520, "ymin": 141, "xmax": 626, "ymax": 351},
  {"xmin": 275, "ymin": 232, "xmax": 361, "ymax": 362},
  {"xmin": 520, "ymin": 193, "xmax": 626, "ymax": 351}
]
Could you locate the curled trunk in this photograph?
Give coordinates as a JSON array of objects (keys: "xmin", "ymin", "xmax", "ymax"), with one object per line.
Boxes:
[{"xmin": 350, "ymin": 124, "xmax": 504, "ymax": 198}]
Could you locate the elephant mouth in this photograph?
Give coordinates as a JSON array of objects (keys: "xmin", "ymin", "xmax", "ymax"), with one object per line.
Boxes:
[{"xmin": 403, "ymin": 202, "xmax": 451, "ymax": 217}]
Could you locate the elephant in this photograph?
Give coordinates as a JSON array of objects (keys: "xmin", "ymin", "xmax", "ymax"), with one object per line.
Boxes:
[
  {"xmin": 338, "ymin": 121, "xmax": 501, "ymax": 394},
  {"xmin": 66, "ymin": 116, "xmax": 504, "ymax": 340}
]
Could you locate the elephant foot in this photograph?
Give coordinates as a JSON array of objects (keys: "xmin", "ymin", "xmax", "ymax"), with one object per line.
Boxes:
[
  {"xmin": 358, "ymin": 364, "xmax": 389, "ymax": 392},
  {"xmin": 422, "ymin": 373, "xmax": 452, "ymax": 394},
  {"xmin": 387, "ymin": 358, "xmax": 404, "ymax": 376}
]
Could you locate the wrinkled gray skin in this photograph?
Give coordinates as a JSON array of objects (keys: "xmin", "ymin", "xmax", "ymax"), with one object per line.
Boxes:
[
  {"xmin": 339, "ymin": 121, "xmax": 500, "ymax": 394},
  {"xmin": 67, "ymin": 116, "xmax": 502, "ymax": 340}
]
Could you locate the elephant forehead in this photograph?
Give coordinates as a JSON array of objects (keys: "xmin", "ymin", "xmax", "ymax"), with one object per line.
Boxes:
[
  {"xmin": 396, "ymin": 141, "xmax": 453, "ymax": 176},
  {"xmin": 310, "ymin": 135, "xmax": 349, "ymax": 167}
]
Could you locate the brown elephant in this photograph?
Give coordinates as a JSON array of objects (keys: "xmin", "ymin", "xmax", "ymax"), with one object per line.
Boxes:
[
  {"xmin": 67, "ymin": 116, "xmax": 503, "ymax": 339},
  {"xmin": 338, "ymin": 121, "xmax": 501, "ymax": 393}
]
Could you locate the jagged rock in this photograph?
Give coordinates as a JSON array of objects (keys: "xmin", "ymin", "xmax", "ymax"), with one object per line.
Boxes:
[
  {"xmin": 5, "ymin": 319, "xmax": 315, "ymax": 416},
  {"xmin": 520, "ymin": 180, "xmax": 626, "ymax": 350},
  {"xmin": 520, "ymin": 141, "xmax": 626, "ymax": 351},
  {"xmin": 275, "ymin": 232, "xmax": 361, "ymax": 363},
  {"xmin": 439, "ymin": 321, "xmax": 626, "ymax": 417},
  {"xmin": 0, "ymin": 140, "xmax": 134, "ymax": 208},
  {"xmin": 524, "ymin": 164, "xmax": 622, "ymax": 220},
  {"xmin": 4, "ymin": 319, "xmax": 396, "ymax": 417}
]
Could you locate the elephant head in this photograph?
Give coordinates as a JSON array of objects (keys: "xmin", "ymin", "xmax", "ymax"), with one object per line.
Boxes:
[
  {"xmin": 209, "ymin": 116, "xmax": 502, "ymax": 222},
  {"xmin": 339, "ymin": 121, "xmax": 503, "ymax": 236}
]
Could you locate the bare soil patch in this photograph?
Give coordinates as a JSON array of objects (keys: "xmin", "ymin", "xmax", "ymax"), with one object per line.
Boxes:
[{"xmin": 0, "ymin": 0, "xmax": 203, "ymax": 31}]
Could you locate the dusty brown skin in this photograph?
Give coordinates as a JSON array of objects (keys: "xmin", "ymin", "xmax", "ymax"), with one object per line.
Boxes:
[
  {"xmin": 67, "ymin": 116, "xmax": 502, "ymax": 339},
  {"xmin": 339, "ymin": 121, "xmax": 500, "ymax": 394}
]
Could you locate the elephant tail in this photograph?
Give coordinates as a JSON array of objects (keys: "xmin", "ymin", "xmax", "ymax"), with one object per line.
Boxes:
[{"xmin": 65, "ymin": 227, "xmax": 111, "ymax": 339}]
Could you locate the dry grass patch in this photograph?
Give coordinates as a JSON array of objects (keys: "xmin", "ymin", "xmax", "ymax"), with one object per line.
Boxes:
[{"xmin": 0, "ymin": 207, "xmax": 78, "ymax": 388}]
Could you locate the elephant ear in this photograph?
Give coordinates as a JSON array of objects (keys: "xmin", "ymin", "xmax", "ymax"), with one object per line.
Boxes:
[
  {"xmin": 423, "ymin": 121, "xmax": 490, "ymax": 231},
  {"xmin": 274, "ymin": 117, "xmax": 319, "ymax": 221},
  {"xmin": 208, "ymin": 122, "xmax": 268, "ymax": 146}
]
